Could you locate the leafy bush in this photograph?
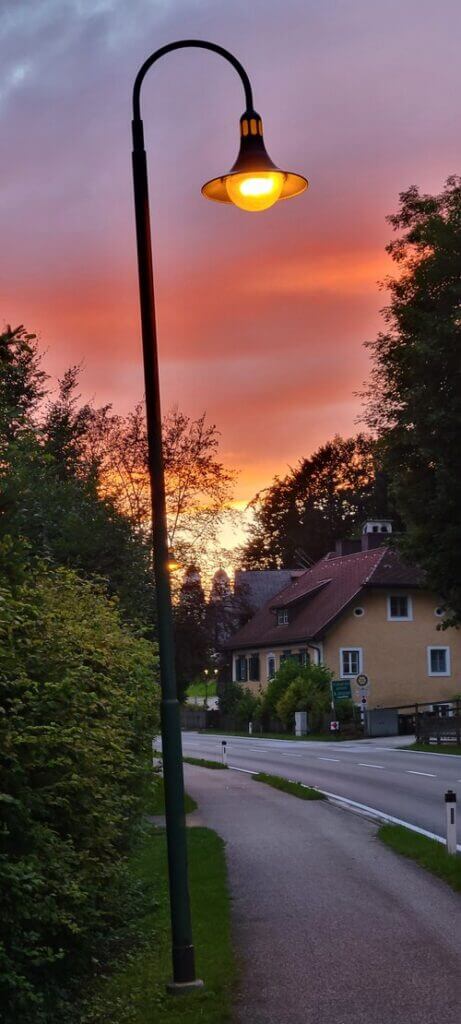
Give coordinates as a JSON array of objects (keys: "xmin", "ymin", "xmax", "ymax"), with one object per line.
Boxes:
[
  {"xmin": 218, "ymin": 680, "xmax": 245, "ymax": 714},
  {"xmin": 335, "ymin": 698, "xmax": 355, "ymax": 724},
  {"xmin": 0, "ymin": 560, "xmax": 159, "ymax": 1024},
  {"xmin": 268, "ymin": 661, "xmax": 332, "ymax": 731},
  {"xmin": 263, "ymin": 659, "xmax": 301, "ymax": 718},
  {"xmin": 235, "ymin": 688, "xmax": 262, "ymax": 724}
]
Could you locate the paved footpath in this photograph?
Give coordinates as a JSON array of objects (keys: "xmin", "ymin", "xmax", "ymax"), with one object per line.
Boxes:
[{"xmin": 184, "ymin": 765, "xmax": 461, "ymax": 1024}]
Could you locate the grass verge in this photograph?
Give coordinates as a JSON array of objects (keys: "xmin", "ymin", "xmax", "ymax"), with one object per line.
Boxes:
[
  {"xmin": 199, "ymin": 729, "xmax": 360, "ymax": 742},
  {"xmin": 254, "ymin": 772, "xmax": 325, "ymax": 800},
  {"xmin": 379, "ymin": 824, "xmax": 461, "ymax": 892},
  {"xmin": 151, "ymin": 778, "xmax": 197, "ymax": 816},
  {"xmin": 183, "ymin": 755, "xmax": 228, "ymax": 769},
  {"xmin": 407, "ymin": 742, "xmax": 461, "ymax": 756},
  {"xmin": 83, "ymin": 825, "xmax": 234, "ymax": 1023},
  {"xmin": 187, "ymin": 681, "xmax": 217, "ymax": 699}
]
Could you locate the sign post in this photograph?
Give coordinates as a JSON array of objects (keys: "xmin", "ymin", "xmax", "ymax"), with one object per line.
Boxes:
[
  {"xmin": 330, "ymin": 680, "xmax": 352, "ymax": 734},
  {"xmin": 355, "ymin": 674, "xmax": 369, "ymax": 733}
]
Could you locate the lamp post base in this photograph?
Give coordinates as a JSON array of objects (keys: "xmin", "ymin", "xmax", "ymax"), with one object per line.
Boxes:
[{"xmin": 166, "ymin": 978, "xmax": 204, "ymax": 996}]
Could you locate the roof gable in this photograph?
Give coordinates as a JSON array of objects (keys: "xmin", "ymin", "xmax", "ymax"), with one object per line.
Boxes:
[{"xmin": 226, "ymin": 546, "xmax": 425, "ymax": 650}]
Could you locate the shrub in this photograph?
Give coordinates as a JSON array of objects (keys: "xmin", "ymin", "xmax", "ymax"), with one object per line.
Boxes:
[
  {"xmin": 271, "ymin": 661, "xmax": 332, "ymax": 731},
  {"xmin": 218, "ymin": 680, "xmax": 245, "ymax": 714},
  {"xmin": 335, "ymin": 698, "xmax": 355, "ymax": 724},
  {"xmin": 0, "ymin": 561, "xmax": 159, "ymax": 1023},
  {"xmin": 235, "ymin": 688, "xmax": 262, "ymax": 725}
]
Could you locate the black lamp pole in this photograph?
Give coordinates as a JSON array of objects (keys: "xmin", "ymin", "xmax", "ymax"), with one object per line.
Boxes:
[{"xmin": 131, "ymin": 40, "xmax": 256, "ymax": 992}]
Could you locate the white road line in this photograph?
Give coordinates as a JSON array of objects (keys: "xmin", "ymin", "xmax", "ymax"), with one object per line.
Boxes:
[
  {"xmin": 318, "ymin": 757, "xmax": 340, "ymax": 762},
  {"xmin": 225, "ymin": 766, "xmax": 461, "ymax": 852},
  {"xmin": 407, "ymin": 770, "xmax": 437, "ymax": 777},
  {"xmin": 358, "ymin": 763, "xmax": 385, "ymax": 769}
]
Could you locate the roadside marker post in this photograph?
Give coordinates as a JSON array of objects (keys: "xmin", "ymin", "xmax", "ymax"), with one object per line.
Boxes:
[
  {"xmin": 249, "ymin": 721, "xmax": 253, "ymax": 736},
  {"xmin": 445, "ymin": 789, "xmax": 457, "ymax": 854},
  {"xmin": 222, "ymin": 740, "xmax": 227, "ymax": 766}
]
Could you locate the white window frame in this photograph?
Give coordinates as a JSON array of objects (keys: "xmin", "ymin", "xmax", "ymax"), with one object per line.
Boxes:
[
  {"xmin": 267, "ymin": 653, "xmax": 276, "ymax": 680},
  {"xmin": 427, "ymin": 646, "xmax": 451, "ymax": 677},
  {"xmin": 387, "ymin": 594, "xmax": 413, "ymax": 621},
  {"xmin": 277, "ymin": 608, "xmax": 289, "ymax": 625},
  {"xmin": 339, "ymin": 647, "xmax": 363, "ymax": 678}
]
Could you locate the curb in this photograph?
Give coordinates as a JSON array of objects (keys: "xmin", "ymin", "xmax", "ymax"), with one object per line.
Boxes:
[{"xmin": 228, "ymin": 764, "xmax": 461, "ymax": 854}]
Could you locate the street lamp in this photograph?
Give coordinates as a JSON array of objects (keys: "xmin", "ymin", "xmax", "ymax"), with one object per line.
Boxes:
[
  {"xmin": 131, "ymin": 38, "xmax": 307, "ymax": 993},
  {"xmin": 204, "ymin": 668, "xmax": 209, "ymax": 708}
]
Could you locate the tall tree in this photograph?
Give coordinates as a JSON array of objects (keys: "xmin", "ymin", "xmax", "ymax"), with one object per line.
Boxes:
[
  {"xmin": 207, "ymin": 568, "xmax": 237, "ymax": 651},
  {"xmin": 241, "ymin": 434, "xmax": 379, "ymax": 568},
  {"xmin": 0, "ymin": 330, "xmax": 154, "ymax": 627},
  {"xmin": 174, "ymin": 564, "xmax": 209, "ymax": 699},
  {"xmin": 85, "ymin": 404, "xmax": 236, "ymax": 575},
  {"xmin": 364, "ymin": 176, "xmax": 461, "ymax": 624}
]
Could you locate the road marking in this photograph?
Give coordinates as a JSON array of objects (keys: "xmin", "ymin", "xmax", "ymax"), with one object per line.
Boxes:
[
  {"xmin": 318, "ymin": 757, "xmax": 340, "ymax": 762},
  {"xmin": 407, "ymin": 770, "xmax": 437, "ymax": 777},
  {"xmin": 358, "ymin": 763, "xmax": 385, "ymax": 769}
]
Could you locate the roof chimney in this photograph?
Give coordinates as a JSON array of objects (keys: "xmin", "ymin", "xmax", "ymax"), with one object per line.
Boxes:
[
  {"xmin": 335, "ymin": 537, "xmax": 361, "ymax": 556},
  {"xmin": 361, "ymin": 519, "xmax": 392, "ymax": 551}
]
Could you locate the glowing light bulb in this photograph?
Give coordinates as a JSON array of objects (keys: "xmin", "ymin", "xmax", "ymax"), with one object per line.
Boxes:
[{"xmin": 225, "ymin": 171, "xmax": 285, "ymax": 211}]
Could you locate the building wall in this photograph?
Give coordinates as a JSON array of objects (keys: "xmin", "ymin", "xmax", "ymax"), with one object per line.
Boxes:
[
  {"xmin": 232, "ymin": 642, "xmax": 323, "ymax": 692},
  {"xmin": 322, "ymin": 589, "xmax": 460, "ymax": 708},
  {"xmin": 231, "ymin": 588, "xmax": 461, "ymax": 709}
]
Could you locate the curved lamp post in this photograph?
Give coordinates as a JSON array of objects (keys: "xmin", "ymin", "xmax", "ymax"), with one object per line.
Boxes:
[{"xmin": 131, "ymin": 39, "xmax": 307, "ymax": 992}]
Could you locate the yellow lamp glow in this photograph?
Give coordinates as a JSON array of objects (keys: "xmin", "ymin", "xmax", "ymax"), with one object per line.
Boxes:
[
  {"xmin": 202, "ymin": 108, "xmax": 308, "ymax": 210},
  {"xmin": 225, "ymin": 171, "xmax": 285, "ymax": 212}
]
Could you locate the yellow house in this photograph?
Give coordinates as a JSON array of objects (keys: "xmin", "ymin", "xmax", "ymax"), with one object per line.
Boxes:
[{"xmin": 227, "ymin": 522, "xmax": 461, "ymax": 712}]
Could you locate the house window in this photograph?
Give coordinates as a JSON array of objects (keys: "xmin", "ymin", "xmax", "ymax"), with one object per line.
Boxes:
[
  {"xmin": 295, "ymin": 650, "xmax": 310, "ymax": 667},
  {"xmin": 277, "ymin": 609, "xmax": 289, "ymax": 625},
  {"xmin": 280, "ymin": 650, "xmax": 293, "ymax": 663},
  {"xmin": 340, "ymin": 648, "xmax": 362, "ymax": 677},
  {"xmin": 427, "ymin": 646, "xmax": 450, "ymax": 676},
  {"xmin": 267, "ymin": 655, "xmax": 276, "ymax": 680},
  {"xmin": 235, "ymin": 655, "xmax": 247, "ymax": 682},
  {"xmin": 248, "ymin": 653, "xmax": 260, "ymax": 682},
  {"xmin": 388, "ymin": 595, "xmax": 412, "ymax": 620}
]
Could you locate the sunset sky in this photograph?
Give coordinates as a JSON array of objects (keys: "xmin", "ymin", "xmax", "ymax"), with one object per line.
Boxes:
[{"xmin": 2, "ymin": 0, "xmax": 460, "ymax": 520}]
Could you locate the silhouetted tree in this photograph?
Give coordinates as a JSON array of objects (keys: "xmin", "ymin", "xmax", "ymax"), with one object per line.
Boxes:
[
  {"xmin": 364, "ymin": 176, "xmax": 461, "ymax": 624},
  {"xmin": 174, "ymin": 564, "xmax": 209, "ymax": 699}
]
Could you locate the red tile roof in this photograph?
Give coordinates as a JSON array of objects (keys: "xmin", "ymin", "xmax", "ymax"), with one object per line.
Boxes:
[{"xmin": 226, "ymin": 547, "xmax": 425, "ymax": 649}]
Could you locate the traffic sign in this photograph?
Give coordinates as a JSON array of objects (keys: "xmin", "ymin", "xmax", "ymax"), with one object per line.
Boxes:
[
  {"xmin": 331, "ymin": 679, "xmax": 352, "ymax": 702},
  {"xmin": 356, "ymin": 673, "xmax": 368, "ymax": 688}
]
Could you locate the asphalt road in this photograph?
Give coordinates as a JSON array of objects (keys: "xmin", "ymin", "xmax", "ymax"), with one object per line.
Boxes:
[
  {"xmin": 180, "ymin": 732, "xmax": 461, "ymax": 840},
  {"xmin": 185, "ymin": 765, "xmax": 461, "ymax": 1024}
]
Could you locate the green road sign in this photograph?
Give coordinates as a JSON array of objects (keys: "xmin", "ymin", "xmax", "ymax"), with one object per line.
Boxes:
[{"xmin": 331, "ymin": 679, "xmax": 352, "ymax": 702}]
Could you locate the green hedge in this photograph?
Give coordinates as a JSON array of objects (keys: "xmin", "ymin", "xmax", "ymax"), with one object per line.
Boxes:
[{"xmin": 0, "ymin": 562, "xmax": 159, "ymax": 1023}]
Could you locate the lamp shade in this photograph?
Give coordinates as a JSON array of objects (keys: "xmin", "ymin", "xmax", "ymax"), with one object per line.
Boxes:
[{"xmin": 202, "ymin": 110, "xmax": 308, "ymax": 211}]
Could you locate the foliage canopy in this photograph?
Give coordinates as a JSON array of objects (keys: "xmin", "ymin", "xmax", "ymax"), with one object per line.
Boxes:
[
  {"xmin": 364, "ymin": 176, "xmax": 461, "ymax": 624},
  {"xmin": 0, "ymin": 558, "xmax": 159, "ymax": 1023}
]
